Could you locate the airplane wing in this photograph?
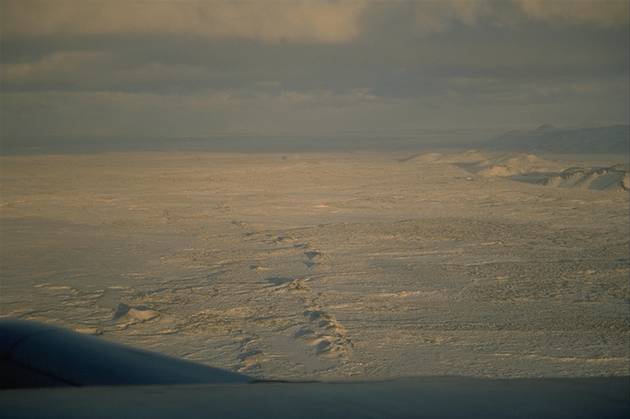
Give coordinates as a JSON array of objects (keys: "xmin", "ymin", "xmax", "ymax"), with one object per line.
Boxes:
[
  {"xmin": 0, "ymin": 319, "xmax": 250, "ymax": 387},
  {"xmin": 1, "ymin": 319, "xmax": 628, "ymax": 418}
]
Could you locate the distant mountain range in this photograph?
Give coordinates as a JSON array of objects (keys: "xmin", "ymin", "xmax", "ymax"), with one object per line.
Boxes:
[{"xmin": 483, "ymin": 125, "xmax": 629, "ymax": 154}]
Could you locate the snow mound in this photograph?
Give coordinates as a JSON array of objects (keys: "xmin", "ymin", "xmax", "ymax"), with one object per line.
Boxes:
[
  {"xmin": 542, "ymin": 165, "xmax": 629, "ymax": 191},
  {"xmin": 412, "ymin": 152, "xmax": 444, "ymax": 163},
  {"xmin": 441, "ymin": 150, "xmax": 489, "ymax": 163},
  {"xmin": 397, "ymin": 152, "xmax": 444, "ymax": 163},
  {"xmin": 399, "ymin": 150, "xmax": 490, "ymax": 164},
  {"xmin": 112, "ymin": 303, "xmax": 160, "ymax": 323},
  {"xmin": 473, "ymin": 154, "xmax": 561, "ymax": 177}
]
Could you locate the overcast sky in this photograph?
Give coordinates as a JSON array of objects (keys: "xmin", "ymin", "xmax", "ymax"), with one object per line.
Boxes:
[{"xmin": 1, "ymin": 0, "xmax": 628, "ymax": 142}]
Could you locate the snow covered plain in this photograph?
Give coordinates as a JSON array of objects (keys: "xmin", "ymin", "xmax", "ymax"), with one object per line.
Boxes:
[{"xmin": 1, "ymin": 151, "xmax": 628, "ymax": 380}]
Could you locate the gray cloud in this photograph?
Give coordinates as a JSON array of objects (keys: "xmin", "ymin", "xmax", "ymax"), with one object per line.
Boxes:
[
  {"xmin": 2, "ymin": 1, "xmax": 626, "ymax": 41},
  {"xmin": 1, "ymin": 0, "xmax": 366, "ymax": 43},
  {"xmin": 0, "ymin": 0, "xmax": 628, "ymax": 142}
]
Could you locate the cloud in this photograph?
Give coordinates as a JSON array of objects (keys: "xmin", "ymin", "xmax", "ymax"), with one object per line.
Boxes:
[
  {"xmin": 2, "ymin": 0, "xmax": 627, "ymax": 45},
  {"xmin": 2, "ymin": 73, "xmax": 627, "ymax": 141},
  {"xmin": 0, "ymin": 0, "xmax": 627, "ymax": 140},
  {"xmin": 410, "ymin": 0, "xmax": 629, "ymax": 33},
  {"xmin": 411, "ymin": 0, "xmax": 494, "ymax": 33},
  {"xmin": 0, "ymin": 0, "xmax": 366, "ymax": 43},
  {"xmin": 516, "ymin": 0, "xmax": 629, "ymax": 26},
  {"xmin": 1, "ymin": 51, "xmax": 111, "ymax": 83}
]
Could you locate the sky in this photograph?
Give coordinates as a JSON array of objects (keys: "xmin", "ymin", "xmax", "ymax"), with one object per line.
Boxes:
[{"xmin": 1, "ymin": 0, "xmax": 629, "ymax": 145}]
